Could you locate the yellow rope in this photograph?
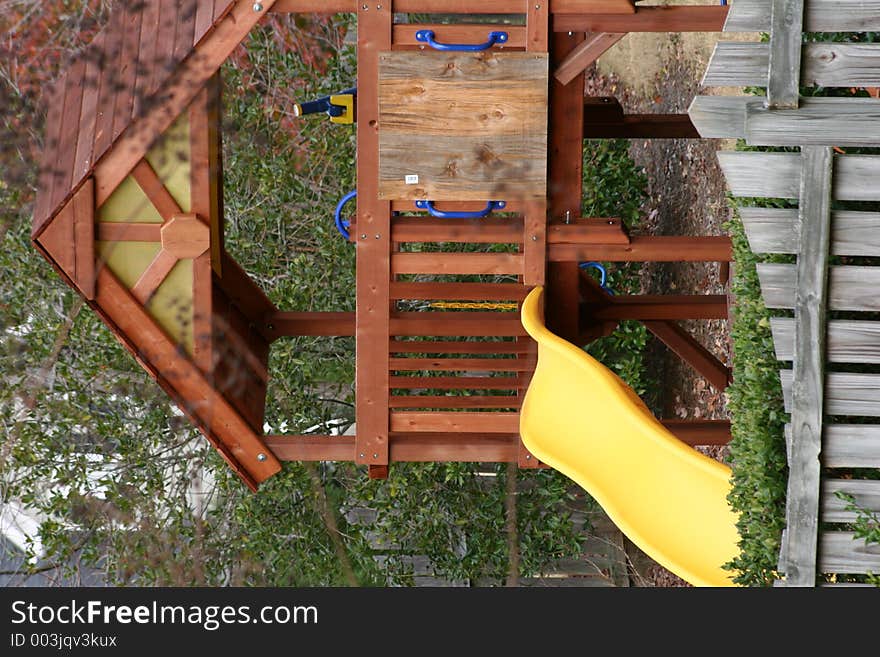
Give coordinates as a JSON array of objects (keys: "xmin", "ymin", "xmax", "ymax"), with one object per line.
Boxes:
[{"xmin": 429, "ymin": 301, "xmax": 519, "ymax": 311}]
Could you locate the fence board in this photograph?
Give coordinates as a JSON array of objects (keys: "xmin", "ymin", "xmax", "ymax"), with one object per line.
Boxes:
[
  {"xmin": 822, "ymin": 479, "xmax": 880, "ymax": 523},
  {"xmin": 824, "ymin": 425, "xmax": 880, "ymax": 468},
  {"xmin": 757, "ymin": 264, "xmax": 880, "ymax": 311},
  {"xmin": 781, "ymin": 370, "xmax": 880, "ymax": 417},
  {"xmin": 767, "ymin": 0, "xmax": 803, "ymax": 108},
  {"xmin": 704, "ymin": 42, "xmax": 880, "ymax": 88},
  {"xmin": 740, "ymin": 208, "xmax": 880, "ymax": 256},
  {"xmin": 819, "ymin": 532, "xmax": 880, "ymax": 574},
  {"xmin": 771, "ymin": 318, "xmax": 880, "ymax": 363},
  {"xmin": 720, "ymin": 152, "xmax": 880, "ymax": 201},
  {"xmin": 726, "ymin": 0, "xmax": 880, "ymax": 32}
]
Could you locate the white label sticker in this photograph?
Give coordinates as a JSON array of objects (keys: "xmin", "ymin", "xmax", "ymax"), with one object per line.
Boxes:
[{"xmin": 404, "ymin": 174, "xmax": 419, "ymax": 185}]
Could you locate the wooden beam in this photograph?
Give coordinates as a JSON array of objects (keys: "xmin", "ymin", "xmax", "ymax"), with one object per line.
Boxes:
[
  {"xmin": 554, "ymin": 32, "xmax": 625, "ymax": 85},
  {"xmin": 355, "ymin": 1, "xmax": 392, "ymax": 468},
  {"xmin": 590, "ymin": 295, "xmax": 729, "ymax": 321},
  {"xmin": 130, "ymin": 248, "xmax": 178, "ymax": 305},
  {"xmin": 660, "ymin": 419, "xmax": 732, "ymax": 446},
  {"xmin": 391, "ymin": 252, "xmax": 524, "ymax": 275},
  {"xmin": 72, "ymin": 179, "xmax": 96, "ymax": 300},
  {"xmin": 390, "ymin": 282, "xmax": 527, "ymax": 301},
  {"xmin": 390, "ymin": 375, "xmax": 525, "ymax": 390},
  {"xmin": 724, "ymin": 0, "xmax": 880, "ymax": 33},
  {"xmin": 643, "ymin": 320, "xmax": 731, "ymax": 392},
  {"xmin": 263, "ymin": 311, "xmax": 355, "ymax": 338},
  {"xmin": 388, "ymin": 395, "xmax": 520, "ymax": 409},
  {"xmin": 741, "ymin": 208, "xmax": 880, "ymax": 257},
  {"xmin": 93, "ymin": 0, "xmax": 279, "ymax": 207},
  {"xmin": 389, "ymin": 312, "xmax": 527, "ymax": 337},
  {"xmin": 97, "ymin": 222, "xmax": 163, "ymax": 241},
  {"xmin": 822, "ymin": 425, "xmax": 880, "ymax": 468},
  {"xmin": 554, "ymin": 7, "xmax": 729, "ymax": 33},
  {"xmin": 771, "ymin": 317, "xmax": 880, "ymax": 364},
  {"xmin": 767, "ymin": 0, "xmax": 804, "ymax": 109},
  {"xmin": 547, "ymin": 218, "xmax": 629, "ymax": 244},
  {"xmin": 777, "ymin": 145, "xmax": 832, "ymax": 587},
  {"xmin": 583, "ymin": 114, "xmax": 699, "ymax": 139},
  {"xmin": 264, "ymin": 434, "xmax": 355, "ymax": 461},
  {"xmin": 389, "ymin": 357, "xmax": 535, "ymax": 371},
  {"xmin": 390, "ymin": 411, "xmax": 520, "ymax": 433},
  {"xmin": 390, "ymin": 433, "xmax": 519, "ymax": 462},
  {"xmin": 389, "ymin": 216, "xmax": 523, "ymax": 243},
  {"xmin": 95, "ymin": 267, "xmax": 281, "ymax": 488},
  {"xmin": 549, "ymin": 236, "xmax": 733, "ymax": 262}
]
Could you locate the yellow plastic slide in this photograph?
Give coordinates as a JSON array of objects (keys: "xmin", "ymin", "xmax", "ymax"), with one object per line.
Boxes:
[{"xmin": 519, "ymin": 287, "xmax": 740, "ymax": 587}]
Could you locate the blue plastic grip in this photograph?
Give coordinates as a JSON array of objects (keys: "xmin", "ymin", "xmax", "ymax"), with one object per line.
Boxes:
[
  {"xmin": 579, "ymin": 261, "xmax": 614, "ymax": 295},
  {"xmin": 414, "ymin": 30, "xmax": 508, "ymax": 52},
  {"xmin": 414, "ymin": 200, "xmax": 506, "ymax": 219},
  {"xmin": 334, "ymin": 190, "xmax": 357, "ymax": 240}
]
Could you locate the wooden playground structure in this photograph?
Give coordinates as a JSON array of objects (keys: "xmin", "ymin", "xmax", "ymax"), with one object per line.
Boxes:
[{"xmin": 33, "ymin": 0, "xmax": 880, "ymax": 584}]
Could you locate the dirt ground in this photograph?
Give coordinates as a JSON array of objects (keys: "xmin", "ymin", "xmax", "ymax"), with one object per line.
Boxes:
[{"xmin": 587, "ymin": 28, "xmax": 744, "ymax": 587}]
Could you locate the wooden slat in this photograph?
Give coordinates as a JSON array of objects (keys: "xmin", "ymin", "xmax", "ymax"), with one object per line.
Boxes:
[
  {"xmin": 34, "ymin": 78, "xmax": 67, "ymax": 235},
  {"xmin": 554, "ymin": 32, "xmax": 624, "ymax": 85},
  {"xmin": 190, "ymin": 84, "xmax": 214, "ymax": 373},
  {"xmin": 725, "ymin": 0, "xmax": 880, "ymax": 32},
  {"xmin": 819, "ymin": 532, "xmax": 880, "ymax": 574},
  {"xmin": 555, "ymin": 7, "xmax": 728, "ymax": 33},
  {"xmin": 149, "ymin": 0, "xmax": 181, "ymax": 100},
  {"xmin": 390, "ymin": 216, "xmax": 522, "ymax": 243},
  {"xmin": 739, "ymin": 207, "xmax": 798, "ymax": 254},
  {"xmin": 767, "ymin": 0, "xmax": 803, "ymax": 108},
  {"xmin": 659, "ymin": 419, "xmax": 731, "ymax": 446},
  {"xmin": 111, "ymin": 3, "xmax": 144, "ymax": 141},
  {"xmin": 355, "ymin": 2, "xmax": 392, "ymax": 467},
  {"xmin": 389, "ymin": 357, "xmax": 534, "ymax": 372},
  {"xmin": 582, "ymin": 114, "xmax": 699, "ymax": 139},
  {"xmin": 547, "ymin": 218, "xmax": 628, "ymax": 245},
  {"xmin": 97, "ymin": 222, "xmax": 162, "ymax": 241},
  {"xmin": 174, "ymin": 0, "xmax": 199, "ymax": 64},
  {"xmin": 776, "ymin": 146, "xmax": 831, "ymax": 588},
  {"xmin": 644, "ymin": 320, "xmax": 730, "ymax": 392},
  {"xmin": 592, "ymin": 295, "xmax": 729, "ymax": 321},
  {"xmin": 50, "ymin": 59, "xmax": 87, "ymax": 216},
  {"xmin": 270, "ymin": 0, "xmax": 634, "ymax": 12},
  {"xmin": 390, "ymin": 282, "xmax": 527, "ymax": 301},
  {"xmin": 131, "ymin": 249, "xmax": 178, "ymax": 304},
  {"xmin": 90, "ymin": 5, "xmax": 127, "ymax": 173},
  {"xmin": 94, "ymin": 0, "xmax": 280, "ymax": 206},
  {"xmin": 133, "ymin": 0, "xmax": 162, "ymax": 118},
  {"xmin": 95, "ymin": 268, "xmax": 280, "ymax": 488},
  {"xmin": 73, "ymin": 33, "xmax": 106, "ymax": 182},
  {"xmin": 758, "ymin": 264, "xmax": 880, "ymax": 311},
  {"xmin": 263, "ymin": 311, "xmax": 354, "ymax": 337},
  {"xmin": 389, "ymin": 339, "xmax": 529, "ymax": 354},
  {"xmin": 772, "ymin": 318, "xmax": 880, "ymax": 364},
  {"xmin": 391, "ymin": 24, "xmax": 526, "ymax": 49},
  {"xmin": 131, "ymin": 159, "xmax": 183, "ymax": 219},
  {"xmin": 686, "ymin": 95, "xmax": 751, "ymax": 139},
  {"xmin": 264, "ymin": 434, "xmax": 355, "ymax": 462},
  {"xmin": 36, "ymin": 194, "xmax": 76, "ymax": 283},
  {"xmin": 391, "ymin": 252, "xmax": 523, "ymax": 275},
  {"xmin": 389, "ymin": 395, "xmax": 519, "ymax": 409},
  {"xmin": 721, "ymin": 152, "xmax": 880, "ymax": 201},
  {"xmin": 523, "ymin": 199, "xmax": 547, "ymax": 286},
  {"xmin": 390, "ymin": 375, "xmax": 524, "ymax": 390},
  {"xmin": 549, "ymin": 236, "xmax": 732, "ymax": 262},
  {"xmin": 704, "ymin": 42, "xmax": 880, "ymax": 88},
  {"xmin": 824, "ymin": 425, "xmax": 880, "ymax": 468},
  {"xmin": 781, "ymin": 370, "xmax": 880, "ymax": 417},
  {"xmin": 391, "ymin": 411, "xmax": 520, "ymax": 433},
  {"xmin": 389, "ymin": 433, "xmax": 519, "ymax": 462},
  {"xmin": 213, "ymin": 0, "xmax": 233, "ymax": 21},
  {"xmin": 390, "ymin": 312, "xmax": 527, "ymax": 337},
  {"xmin": 747, "ymin": 98, "xmax": 880, "ymax": 147},
  {"xmin": 72, "ymin": 179, "xmax": 96, "ymax": 300},
  {"xmin": 822, "ymin": 480, "xmax": 880, "ymax": 523},
  {"xmin": 217, "ymin": 252, "xmax": 277, "ymax": 324}
]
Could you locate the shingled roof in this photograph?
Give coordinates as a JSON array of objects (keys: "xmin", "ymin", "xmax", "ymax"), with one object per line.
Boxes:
[{"xmin": 33, "ymin": 0, "xmax": 234, "ymax": 239}]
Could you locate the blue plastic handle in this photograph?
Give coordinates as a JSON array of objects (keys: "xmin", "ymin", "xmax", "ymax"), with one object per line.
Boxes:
[
  {"xmin": 414, "ymin": 200, "xmax": 506, "ymax": 219},
  {"xmin": 579, "ymin": 261, "xmax": 614, "ymax": 295},
  {"xmin": 414, "ymin": 30, "xmax": 508, "ymax": 52},
  {"xmin": 334, "ymin": 190, "xmax": 357, "ymax": 240}
]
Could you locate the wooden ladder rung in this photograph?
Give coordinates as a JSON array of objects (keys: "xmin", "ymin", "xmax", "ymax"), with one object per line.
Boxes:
[
  {"xmin": 389, "ymin": 357, "xmax": 536, "ymax": 372},
  {"xmin": 391, "ymin": 252, "xmax": 524, "ymax": 275},
  {"xmin": 391, "ymin": 411, "xmax": 520, "ymax": 433},
  {"xmin": 389, "ymin": 375, "xmax": 526, "ymax": 390},
  {"xmin": 389, "ymin": 432, "xmax": 519, "ymax": 462},
  {"xmin": 390, "ymin": 281, "xmax": 528, "ymax": 301},
  {"xmin": 389, "ymin": 339, "xmax": 529, "ymax": 354},
  {"xmin": 390, "ymin": 312, "xmax": 527, "ymax": 336},
  {"xmin": 389, "ymin": 395, "xmax": 521, "ymax": 409},
  {"xmin": 390, "ymin": 216, "xmax": 523, "ymax": 243}
]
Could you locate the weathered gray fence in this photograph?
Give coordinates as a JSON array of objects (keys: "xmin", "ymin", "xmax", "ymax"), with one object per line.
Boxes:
[{"xmin": 690, "ymin": 0, "xmax": 880, "ymax": 586}]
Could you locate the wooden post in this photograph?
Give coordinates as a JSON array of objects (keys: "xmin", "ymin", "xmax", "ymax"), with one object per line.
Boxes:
[
  {"xmin": 777, "ymin": 146, "xmax": 832, "ymax": 587},
  {"xmin": 355, "ymin": 2, "xmax": 392, "ymax": 469},
  {"xmin": 767, "ymin": 0, "xmax": 804, "ymax": 109}
]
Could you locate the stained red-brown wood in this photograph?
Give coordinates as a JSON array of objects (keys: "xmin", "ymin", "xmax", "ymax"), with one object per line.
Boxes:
[
  {"xmin": 190, "ymin": 84, "xmax": 214, "ymax": 373},
  {"xmin": 389, "ymin": 395, "xmax": 519, "ymax": 409},
  {"xmin": 660, "ymin": 420, "xmax": 732, "ymax": 446},
  {"xmin": 217, "ymin": 252, "xmax": 277, "ymax": 327},
  {"xmin": 547, "ymin": 218, "xmax": 629, "ymax": 244},
  {"xmin": 264, "ymin": 434, "xmax": 356, "ymax": 462},
  {"xmin": 389, "ymin": 357, "xmax": 535, "ymax": 371},
  {"xmin": 554, "ymin": 32, "xmax": 625, "ymax": 85},
  {"xmin": 97, "ymin": 222, "xmax": 162, "ymax": 241},
  {"xmin": 263, "ymin": 312, "xmax": 355, "ymax": 339},
  {"xmin": 51, "ymin": 59, "xmax": 87, "ymax": 217},
  {"xmin": 390, "ymin": 375, "xmax": 525, "ymax": 390},
  {"xmin": 149, "ymin": 0, "xmax": 181, "ymax": 100},
  {"xmin": 391, "ymin": 252, "xmax": 524, "ymax": 276},
  {"xmin": 111, "ymin": 4, "xmax": 144, "ymax": 142},
  {"xmin": 549, "ymin": 236, "xmax": 733, "ymax": 262},
  {"xmin": 589, "ymin": 295, "xmax": 729, "ymax": 321},
  {"xmin": 523, "ymin": 200, "xmax": 548, "ymax": 286},
  {"xmin": 131, "ymin": 248, "xmax": 178, "ymax": 304},
  {"xmin": 527, "ymin": 0, "xmax": 550, "ymax": 52},
  {"xmin": 34, "ymin": 79, "xmax": 67, "ymax": 234},
  {"xmin": 389, "ymin": 339, "xmax": 528, "ymax": 354},
  {"xmin": 174, "ymin": 0, "xmax": 199, "ymax": 65},
  {"xmin": 552, "ymin": 0, "xmax": 634, "ymax": 13},
  {"xmin": 555, "ymin": 6, "xmax": 729, "ymax": 33},
  {"xmin": 355, "ymin": 2, "xmax": 392, "ymax": 467},
  {"xmin": 37, "ymin": 195, "xmax": 76, "ymax": 282},
  {"xmin": 390, "ymin": 282, "xmax": 527, "ymax": 301},
  {"xmin": 132, "ymin": 1, "xmax": 162, "ymax": 119},
  {"xmin": 91, "ymin": 7, "xmax": 127, "ymax": 162},
  {"xmin": 390, "ymin": 312, "xmax": 527, "ymax": 337},
  {"xmin": 73, "ymin": 179, "xmax": 96, "ymax": 300},
  {"xmin": 389, "ymin": 216, "xmax": 523, "ymax": 243},
  {"xmin": 644, "ymin": 320, "xmax": 731, "ymax": 392},
  {"xmin": 582, "ymin": 113, "xmax": 700, "ymax": 139},
  {"xmin": 95, "ymin": 267, "xmax": 281, "ymax": 486},
  {"xmin": 546, "ymin": 31, "xmax": 585, "ymax": 344},
  {"xmin": 131, "ymin": 159, "xmax": 183, "ymax": 220},
  {"xmin": 73, "ymin": 32, "xmax": 106, "ymax": 183},
  {"xmin": 391, "ymin": 411, "xmax": 520, "ymax": 433},
  {"xmin": 390, "ymin": 433, "xmax": 519, "ymax": 462}
]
